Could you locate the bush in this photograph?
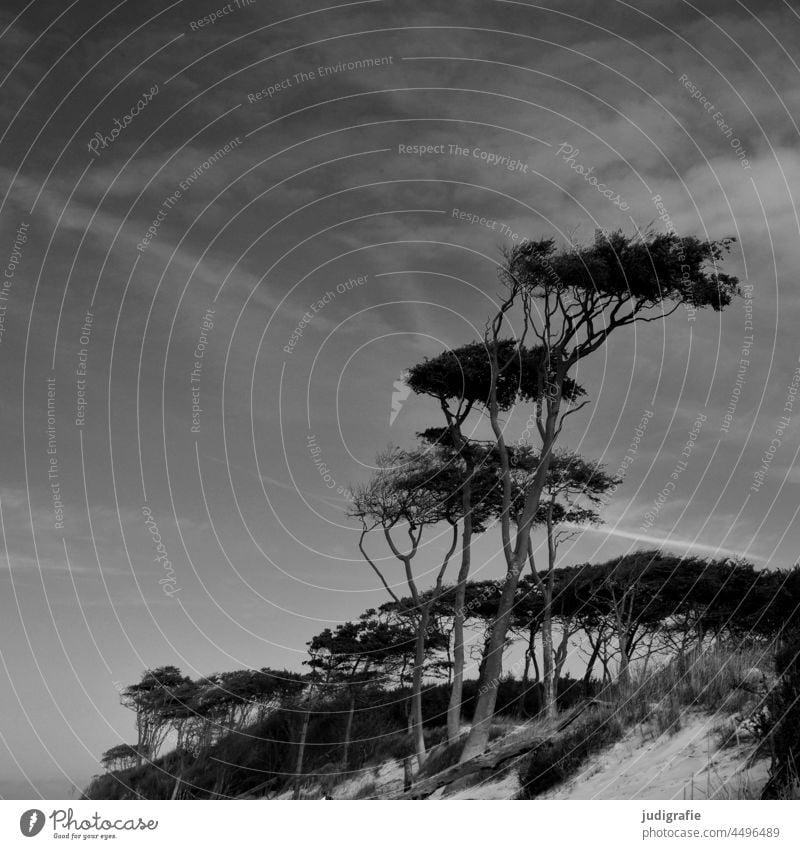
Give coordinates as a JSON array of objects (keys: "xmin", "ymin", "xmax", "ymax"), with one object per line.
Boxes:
[
  {"xmin": 518, "ymin": 707, "xmax": 625, "ymax": 798},
  {"xmin": 761, "ymin": 631, "xmax": 800, "ymax": 799}
]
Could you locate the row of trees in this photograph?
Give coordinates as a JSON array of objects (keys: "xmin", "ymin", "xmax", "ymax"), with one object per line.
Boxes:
[
  {"xmin": 98, "ymin": 226, "xmax": 747, "ymax": 789},
  {"xmin": 306, "ymin": 555, "xmax": 800, "ymax": 766},
  {"xmin": 349, "ymin": 440, "xmax": 618, "ymax": 763},
  {"xmin": 104, "ymin": 554, "xmax": 799, "ymax": 790},
  {"xmin": 110, "ymin": 667, "xmax": 304, "ymax": 771}
]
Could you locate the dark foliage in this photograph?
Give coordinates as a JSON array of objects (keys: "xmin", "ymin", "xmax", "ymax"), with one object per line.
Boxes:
[
  {"xmin": 761, "ymin": 629, "xmax": 800, "ymax": 798},
  {"xmin": 406, "ymin": 339, "xmax": 584, "ymax": 415},
  {"xmin": 518, "ymin": 708, "xmax": 625, "ymax": 798}
]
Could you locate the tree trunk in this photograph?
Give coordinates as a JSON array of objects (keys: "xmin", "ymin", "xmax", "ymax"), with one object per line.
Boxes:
[
  {"xmin": 618, "ymin": 639, "xmax": 630, "ymax": 683},
  {"xmin": 554, "ymin": 623, "xmax": 571, "ymax": 682},
  {"xmin": 541, "ymin": 604, "xmax": 556, "ymax": 718},
  {"xmin": 411, "ymin": 604, "xmax": 430, "ymax": 768},
  {"xmin": 542, "ymin": 506, "xmax": 557, "ymax": 718},
  {"xmin": 457, "ymin": 553, "xmax": 521, "ymax": 762},
  {"xmin": 459, "ymin": 422, "xmax": 558, "ymax": 763},
  {"xmin": 458, "ymin": 337, "xmax": 564, "ymax": 764},
  {"xmin": 342, "ymin": 691, "xmax": 356, "ymax": 769},
  {"xmin": 403, "ymin": 757, "xmax": 414, "ymax": 792},
  {"xmin": 294, "ymin": 706, "xmax": 311, "ymax": 795},
  {"xmin": 135, "ymin": 714, "xmax": 147, "ymax": 767},
  {"xmin": 446, "ymin": 463, "xmax": 473, "ymax": 744},
  {"xmin": 522, "ymin": 645, "xmax": 531, "ymax": 688},
  {"xmin": 601, "ymin": 641, "xmax": 612, "ymax": 683},
  {"xmin": 617, "ymin": 620, "xmax": 631, "ymax": 685},
  {"xmin": 583, "ymin": 631, "xmax": 602, "ymax": 685}
]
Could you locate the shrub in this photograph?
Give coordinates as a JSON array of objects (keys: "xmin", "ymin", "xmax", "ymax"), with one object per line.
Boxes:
[
  {"xmin": 518, "ymin": 707, "xmax": 625, "ymax": 798},
  {"xmin": 761, "ymin": 630, "xmax": 800, "ymax": 799},
  {"xmin": 351, "ymin": 780, "xmax": 379, "ymax": 799},
  {"xmin": 711, "ymin": 719, "xmax": 739, "ymax": 750}
]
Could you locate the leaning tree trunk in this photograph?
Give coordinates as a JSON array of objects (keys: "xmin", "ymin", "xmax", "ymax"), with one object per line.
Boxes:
[
  {"xmin": 446, "ymin": 461, "xmax": 473, "ymax": 744},
  {"xmin": 459, "ymin": 404, "xmax": 560, "ymax": 764},
  {"xmin": 342, "ymin": 691, "xmax": 356, "ymax": 769},
  {"xmin": 293, "ymin": 702, "xmax": 312, "ymax": 797},
  {"xmin": 458, "ymin": 557, "xmax": 521, "ymax": 762},
  {"xmin": 583, "ymin": 630, "xmax": 603, "ymax": 685},
  {"xmin": 553, "ymin": 625, "xmax": 572, "ymax": 699}
]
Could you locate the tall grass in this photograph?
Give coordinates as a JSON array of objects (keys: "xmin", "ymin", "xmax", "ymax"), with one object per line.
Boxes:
[{"xmin": 519, "ymin": 644, "xmax": 770, "ymax": 798}]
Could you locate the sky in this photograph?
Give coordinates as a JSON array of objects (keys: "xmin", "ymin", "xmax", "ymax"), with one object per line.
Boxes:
[{"xmin": 0, "ymin": 0, "xmax": 799, "ymax": 798}]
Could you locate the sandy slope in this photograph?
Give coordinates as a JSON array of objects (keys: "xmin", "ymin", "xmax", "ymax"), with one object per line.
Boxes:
[
  {"xmin": 450, "ymin": 711, "xmax": 769, "ymax": 800},
  {"xmin": 543, "ymin": 712, "xmax": 769, "ymax": 800},
  {"xmin": 329, "ymin": 711, "xmax": 770, "ymax": 800}
]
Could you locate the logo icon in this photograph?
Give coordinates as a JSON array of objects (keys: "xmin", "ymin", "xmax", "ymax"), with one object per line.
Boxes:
[
  {"xmin": 19, "ymin": 809, "xmax": 45, "ymax": 837},
  {"xmin": 389, "ymin": 371, "xmax": 411, "ymax": 426}
]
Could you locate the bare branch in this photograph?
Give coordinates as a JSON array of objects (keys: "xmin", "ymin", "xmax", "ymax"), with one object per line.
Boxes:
[{"xmin": 358, "ymin": 528, "xmax": 400, "ymax": 604}]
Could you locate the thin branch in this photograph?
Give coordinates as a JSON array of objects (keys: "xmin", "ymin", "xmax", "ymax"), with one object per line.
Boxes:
[
  {"xmin": 434, "ymin": 521, "xmax": 460, "ymax": 590},
  {"xmin": 358, "ymin": 528, "xmax": 400, "ymax": 604}
]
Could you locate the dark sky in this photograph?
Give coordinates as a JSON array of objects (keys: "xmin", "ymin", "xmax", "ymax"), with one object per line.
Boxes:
[{"xmin": 1, "ymin": 0, "xmax": 799, "ymax": 797}]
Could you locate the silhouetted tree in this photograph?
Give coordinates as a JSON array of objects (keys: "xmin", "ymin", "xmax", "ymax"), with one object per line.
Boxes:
[{"xmin": 463, "ymin": 230, "xmax": 740, "ymax": 761}]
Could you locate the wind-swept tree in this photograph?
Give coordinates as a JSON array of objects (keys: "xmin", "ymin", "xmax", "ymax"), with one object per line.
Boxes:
[
  {"xmin": 306, "ymin": 617, "xmax": 416, "ymax": 769},
  {"xmin": 120, "ymin": 666, "xmax": 191, "ymax": 765},
  {"xmin": 100, "ymin": 743, "xmax": 142, "ymax": 773},
  {"xmin": 349, "ymin": 446, "xmax": 460, "ymax": 767},
  {"xmin": 572, "ymin": 551, "xmax": 688, "ymax": 683},
  {"xmin": 406, "ymin": 343, "xmax": 583, "ymax": 742},
  {"xmin": 525, "ymin": 449, "xmax": 619, "ymax": 717},
  {"xmin": 461, "ymin": 229, "xmax": 740, "ymax": 762}
]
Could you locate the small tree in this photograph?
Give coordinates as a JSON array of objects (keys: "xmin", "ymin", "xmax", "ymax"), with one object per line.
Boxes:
[
  {"xmin": 525, "ymin": 449, "xmax": 619, "ymax": 716},
  {"xmin": 100, "ymin": 743, "xmax": 142, "ymax": 773},
  {"xmin": 349, "ymin": 446, "xmax": 459, "ymax": 767},
  {"xmin": 572, "ymin": 552, "xmax": 683, "ymax": 683},
  {"xmin": 305, "ymin": 618, "xmax": 411, "ymax": 769},
  {"xmin": 120, "ymin": 666, "xmax": 190, "ymax": 764}
]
